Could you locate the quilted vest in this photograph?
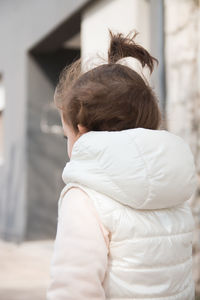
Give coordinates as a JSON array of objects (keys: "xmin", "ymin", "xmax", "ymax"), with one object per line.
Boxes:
[{"xmin": 59, "ymin": 128, "xmax": 198, "ymax": 300}]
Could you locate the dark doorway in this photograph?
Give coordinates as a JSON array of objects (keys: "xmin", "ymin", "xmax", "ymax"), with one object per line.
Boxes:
[{"xmin": 26, "ymin": 17, "xmax": 81, "ymax": 240}]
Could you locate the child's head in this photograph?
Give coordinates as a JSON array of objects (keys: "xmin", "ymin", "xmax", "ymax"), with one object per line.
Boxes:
[{"xmin": 55, "ymin": 29, "xmax": 162, "ymax": 158}]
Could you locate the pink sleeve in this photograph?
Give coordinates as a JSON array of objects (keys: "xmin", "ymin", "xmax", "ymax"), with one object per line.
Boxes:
[{"xmin": 46, "ymin": 187, "xmax": 110, "ymax": 300}]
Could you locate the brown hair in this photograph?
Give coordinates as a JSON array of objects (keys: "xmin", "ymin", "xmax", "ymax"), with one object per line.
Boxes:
[{"xmin": 54, "ymin": 29, "xmax": 162, "ymax": 134}]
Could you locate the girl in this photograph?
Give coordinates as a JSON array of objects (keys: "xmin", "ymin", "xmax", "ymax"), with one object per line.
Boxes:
[{"xmin": 46, "ymin": 30, "xmax": 198, "ymax": 300}]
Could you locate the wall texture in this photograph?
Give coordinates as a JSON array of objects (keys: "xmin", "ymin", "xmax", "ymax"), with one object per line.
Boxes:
[{"xmin": 164, "ymin": 0, "xmax": 200, "ymax": 294}]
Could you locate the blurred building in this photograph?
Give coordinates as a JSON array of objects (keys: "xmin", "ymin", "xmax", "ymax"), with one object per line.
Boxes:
[
  {"xmin": 0, "ymin": 0, "xmax": 85, "ymax": 242},
  {"xmin": 0, "ymin": 0, "xmax": 199, "ymax": 294}
]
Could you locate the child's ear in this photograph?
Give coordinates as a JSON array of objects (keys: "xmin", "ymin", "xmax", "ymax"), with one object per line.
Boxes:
[{"xmin": 77, "ymin": 124, "xmax": 88, "ymax": 134}]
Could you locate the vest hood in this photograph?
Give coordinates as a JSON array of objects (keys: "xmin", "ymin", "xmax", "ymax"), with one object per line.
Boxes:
[{"xmin": 62, "ymin": 128, "xmax": 198, "ymax": 210}]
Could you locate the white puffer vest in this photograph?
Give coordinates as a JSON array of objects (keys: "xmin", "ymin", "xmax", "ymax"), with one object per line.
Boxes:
[{"xmin": 59, "ymin": 128, "xmax": 198, "ymax": 300}]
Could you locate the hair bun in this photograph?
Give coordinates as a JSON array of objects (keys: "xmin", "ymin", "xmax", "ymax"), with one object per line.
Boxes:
[{"xmin": 107, "ymin": 29, "xmax": 158, "ymax": 74}]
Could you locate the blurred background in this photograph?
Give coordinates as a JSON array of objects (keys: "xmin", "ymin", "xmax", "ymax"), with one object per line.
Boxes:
[{"xmin": 0, "ymin": 0, "xmax": 199, "ymax": 299}]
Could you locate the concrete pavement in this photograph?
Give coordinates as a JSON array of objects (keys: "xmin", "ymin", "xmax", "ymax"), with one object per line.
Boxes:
[{"xmin": 0, "ymin": 239, "xmax": 54, "ymax": 300}]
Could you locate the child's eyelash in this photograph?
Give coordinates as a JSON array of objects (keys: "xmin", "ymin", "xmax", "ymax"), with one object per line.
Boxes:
[{"xmin": 63, "ymin": 135, "xmax": 68, "ymax": 140}]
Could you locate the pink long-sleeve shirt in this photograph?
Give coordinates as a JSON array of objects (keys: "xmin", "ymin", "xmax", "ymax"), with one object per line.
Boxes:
[{"xmin": 46, "ymin": 187, "xmax": 110, "ymax": 300}]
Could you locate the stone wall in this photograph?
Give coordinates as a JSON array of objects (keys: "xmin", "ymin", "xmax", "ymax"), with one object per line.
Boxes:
[{"xmin": 164, "ymin": 0, "xmax": 200, "ymax": 294}]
